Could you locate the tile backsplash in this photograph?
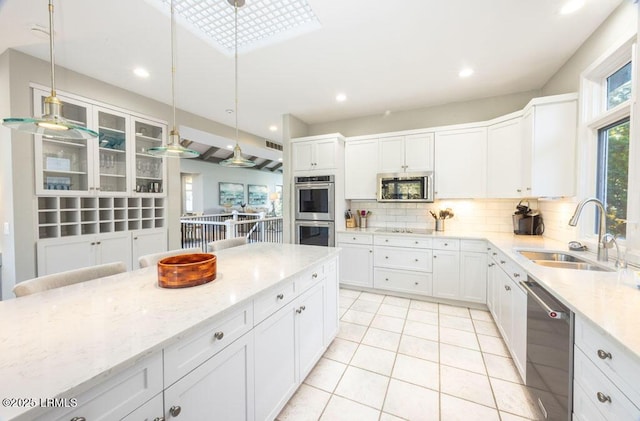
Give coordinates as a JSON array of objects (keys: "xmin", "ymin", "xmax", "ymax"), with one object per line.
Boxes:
[{"xmin": 347, "ymin": 199, "xmax": 539, "ymax": 233}]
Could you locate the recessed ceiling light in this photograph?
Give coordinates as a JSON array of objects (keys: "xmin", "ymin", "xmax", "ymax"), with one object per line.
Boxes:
[
  {"xmin": 459, "ymin": 68, "xmax": 474, "ymax": 78},
  {"xmin": 560, "ymin": 0, "xmax": 585, "ymax": 15},
  {"xmin": 336, "ymin": 93, "xmax": 347, "ymax": 102},
  {"xmin": 278, "ymin": 158, "xmax": 283, "ymax": 162},
  {"xmin": 227, "ymin": 144, "xmax": 234, "ymax": 149},
  {"xmin": 133, "ymin": 67, "xmax": 150, "ymax": 78},
  {"xmin": 269, "ymin": 125, "xmax": 278, "ymax": 132}
]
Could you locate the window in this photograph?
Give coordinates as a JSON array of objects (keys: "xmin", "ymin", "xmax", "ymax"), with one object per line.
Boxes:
[
  {"xmin": 596, "ymin": 118, "xmax": 629, "ymax": 238},
  {"xmin": 606, "ymin": 61, "xmax": 631, "ymax": 109},
  {"xmin": 183, "ymin": 175, "xmax": 193, "ymax": 214}
]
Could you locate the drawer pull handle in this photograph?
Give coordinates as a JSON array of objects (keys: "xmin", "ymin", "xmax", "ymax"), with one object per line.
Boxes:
[
  {"xmin": 71, "ymin": 418, "xmax": 87, "ymax": 421},
  {"xmin": 169, "ymin": 405, "xmax": 182, "ymax": 416},
  {"xmin": 312, "ymin": 272, "xmax": 318, "ymax": 279},
  {"xmin": 277, "ymin": 293, "xmax": 284, "ymax": 300},
  {"xmin": 213, "ymin": 331, "xmax": 224, "ymax": 340},
  {"xmin": 500, "ymin": 260, "xmax": 506, "ymax": 264},
  {"xmin": 488, "ymin": 263, "xmax": 495, "ymax": 267},
  {"xmin": 153, "ymin": 418, "xmax": 165, "ymax": 421},
  {"xmin": 504, "ymin": 285, "xmax": 511, "ymax": 291},
  {"xmin": 492, "ymin": 252, "xmax": 497, "ymax": 256},
  {"xmin": 296, "ymin": 305, "xmax": 306, "ymax": 314},
  {"xmin": 596, "ymin": 392, "xmax": 611, "ymax": 404},
  {"xmin": 597, "ymin": 349, "xmax": 612, "ymax": 360},
  {"xmin": 414, "ymin": 258, "xmax": 419, "ymax": 262},
  {"xmin": 513, "ymin": 273, "xmax": 520, "ymax": 278}
]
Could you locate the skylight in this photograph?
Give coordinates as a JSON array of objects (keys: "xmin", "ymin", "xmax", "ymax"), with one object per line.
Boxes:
[{"xmin": 158, "ymin": 0, "xmax": 321, "ymax": 53}]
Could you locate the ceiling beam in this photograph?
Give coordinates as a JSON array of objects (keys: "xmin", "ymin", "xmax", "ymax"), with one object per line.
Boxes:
[
  {"xmin": 270, "ymin": 163, "xmax": 283, "ymax": 172},
  {"xmin": 256, "ymin": 160, "xmax": 273, "ymax": 170},
  {"xmin": 200, "ymin": 146, "xmax": 220, "ymax": 160}
]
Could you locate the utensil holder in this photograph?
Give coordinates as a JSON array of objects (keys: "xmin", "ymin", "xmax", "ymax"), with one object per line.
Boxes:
[
  {"xmin": 360, "ymin": 217, "xmax": 368, "ymax": 228},
  {"xmin": 435, "ymin": 219, "xmax": 444, "ymax": 231},
  {"xmin": 346, "ymin": 217, "xmax": 356, "ymax": 228}
]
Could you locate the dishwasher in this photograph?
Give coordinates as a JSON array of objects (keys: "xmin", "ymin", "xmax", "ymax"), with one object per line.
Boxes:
[{"xmin": 520, "ymin": 277, "xmax": 574, "ymax": 421}]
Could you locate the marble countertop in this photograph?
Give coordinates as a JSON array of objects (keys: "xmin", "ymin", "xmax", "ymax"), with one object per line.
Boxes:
[
  {"xmin": 339, "ymin": 227, "xmax": 640, "ymax": 361},
  {"xmin": 0, "ymin": 243, "xmax": 340, "ymax": 421}
]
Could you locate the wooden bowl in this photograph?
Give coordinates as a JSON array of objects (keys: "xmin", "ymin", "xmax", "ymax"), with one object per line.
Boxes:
[{"xmin": 157, "ymin": 253, "xmax": 217, "ymax": 289}]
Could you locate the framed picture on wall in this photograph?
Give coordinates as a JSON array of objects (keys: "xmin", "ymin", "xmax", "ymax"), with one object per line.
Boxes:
[
  {"xmin": 248, "ymin": 184, "xmax": 268, "ymax": 206},
  {"xmin": 219, "ymin": 182, "xmax": 244, "ymax": 206}
]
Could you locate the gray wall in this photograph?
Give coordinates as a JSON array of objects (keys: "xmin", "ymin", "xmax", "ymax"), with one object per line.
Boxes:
[
  {"xmin": 0, "ymin": 49, "xmax": 270, "ymax": 292},
  {"xmin": 542, "ymin": 1, "xmax": 637, "ymax": 95},
  {"xmin": 180, "ymin": 159, "xmax": 283, "ymax": 213},
  {"xmin": 307, "ymin": 90, "xmax": 541, "ymax": 137}
]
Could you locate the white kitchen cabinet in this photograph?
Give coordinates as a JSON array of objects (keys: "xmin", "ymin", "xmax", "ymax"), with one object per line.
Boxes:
[
  {"xmin": 323, "ymin": 258, "xmax": 339, "ymax": 344},
  {"xmin": 379, "ymin": 133, "xmax": 434, "ymax": 173},
  {"xmin": 373, "ymin": 234, "xmax": 433, "ymax": 296},
  {"xmin": 487, "ymin": 116, "xmax": 524, "ymax": 198},
  {"xmin": 36, "ymin": 231, "xmax": 132, "ymax": 275},
  {"xmin": 432, "ymin": 249, "xmax": 460, "ymax": 299},
  {"xmin": 164, "ymin": 331, "xmax": 255, "ymax": 421},
  {"xmin": 460, "ymin": 250, "xmax": 487, "ymax": 303},
  {"xmin": 521, "ymin": 94, "xmax": 577, "ymax": 197},
  {"xmin": 434, "ymin": 127, "xmax": 487, "ymax": 198},
  {"xmin": 34, "ymin": 353, "xmax": 163, "ymax": 421},
  {"xmin": 337, "ymin": 233, "xmax": 374, "ymax": 288},
  {"xmin": 254, "ymin": 281, "xmax": 326, "ymax": 421},
  {"xmin": 345, "ymin": 138, "xmax": 379, "ymax": 199},
  {"xmin": 132, "ymin": 228, "xmax": 168, "ymax": 268},
  {"xmin": 34, "ymin": 87, "xmax": 167, "ymax": 198},
  {"xmin": 291, "ymin": 135, "xmax": 343, "ymax": 172}
]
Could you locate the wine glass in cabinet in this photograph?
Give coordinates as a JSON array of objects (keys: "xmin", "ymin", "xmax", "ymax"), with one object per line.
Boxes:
[{"xmin": 95, "ymin": 107, "xmax": 130, "ymax": 195}]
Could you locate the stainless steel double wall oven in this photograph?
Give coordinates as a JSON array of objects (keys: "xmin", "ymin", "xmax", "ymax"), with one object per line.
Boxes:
[{"xmin": 294, "ymin": 175, "xmax": 335, "ymax": 247}]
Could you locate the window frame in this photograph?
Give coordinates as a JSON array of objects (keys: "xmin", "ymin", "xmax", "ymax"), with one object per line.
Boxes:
[{"xmin": 577, "ymin": 35, "xmax": 639, "ymax": 258}]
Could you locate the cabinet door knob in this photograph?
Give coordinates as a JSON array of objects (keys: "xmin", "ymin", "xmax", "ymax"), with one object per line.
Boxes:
[
  {"xmin": 488, "ymin": 263, "xmax": 495, "ymax": 267},
  {"xmin": 296, "ymin": 305, "xmax": 306, "ymax": 314},
  {"xmin": 500, "ymin": 260, "xmax": 506, "ymax": 264},
  {"xmin": 96, "ymin": 241, "xmax": 101, "ymax": 245},
  {"xmin": 414, "ymin": 282, "xmax": 419, "ymax": 285},
  {"xmin": 504, "ymin": 285, "xmax": 511, "ymax": 291},
  {"xmin": 312, "ymin": 272, "xmax": 318, "ymax": 279},
  {"xmin": 385, "ymin": 239, "xmax": 389, "ymax": 242},
  {"xmin": 596, "ymin": 392, "xmax": 611, "ymax": 404},
  {"xmin": 517, "ymin": 189, "xmax": 522, "ymax": 192},
  {"xmin": 277, "ymin": 293, "xmax": 284, "ymax": 300},
  {"xmin": 597, "ymin": 349, "xmax": 612, "ymax": 360},
  {"xmin": 369, "ymin": 250, "xmax": 373, "ymax": 253},
  {"xmin": 385, "ymin": 256, "xmax": 389, "ymax": 259},
  {"xmin": 444, "ymin": 243, "xmax": 448, "ymax": 246},
  {"xmin": 513, "ymin": 273, "xmax": 520, "ymax": 278},
  {"xmin": 415, "ymin": 241, "xmax": 419, "ymax": 244},
  {"xmin": 213, "ymin": 331, "xmax": 224, "ymax": 340},
  {"xmin": 169, "ymin": 405, "xmax": 182, "ymax": 417},
  {"xmin": 353, "ymin": 237, "xmax": 356, "ymax": 240},
  {"xmin": 90, "ymin": 242, "xmax": 95, "ymax": 245},
  {"xmin": 433, "ymin": 255, "xmax": 437, "ymax": 258},
  {"xmin": 492, "ymin": 252, "xmax": 497, "ymax": 256},
  {"xmin": 134, "ymin": 237, "xmax": 138, "ymax": 240},
  {"xmin": 414, "ymin": 258, "xmax": 419, "ymax": 262}
]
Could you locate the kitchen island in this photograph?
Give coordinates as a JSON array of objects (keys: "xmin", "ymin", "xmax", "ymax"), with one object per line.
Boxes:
[{"xmin": 0, "ymin": 243, "xmax": 340, "ymax": 421}]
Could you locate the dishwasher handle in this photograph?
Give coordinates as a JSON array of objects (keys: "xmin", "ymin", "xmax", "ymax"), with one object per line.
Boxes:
[{"xmin": 520, "ymin": 280, "xmax": 568, "ymax": 320}]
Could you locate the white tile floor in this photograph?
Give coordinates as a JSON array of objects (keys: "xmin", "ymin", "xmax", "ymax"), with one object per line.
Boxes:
[{"xmin": 277, "ymin": 289, "xmax": 543, "ymax": 421}]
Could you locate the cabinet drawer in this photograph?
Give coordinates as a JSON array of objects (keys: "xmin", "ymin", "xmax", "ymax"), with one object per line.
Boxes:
[
  {"xmin": 35, "ymin": 353, "xmax": 162, "ymax": 421},
  {"xmin": 574, "ymin": 348, "xmax": 640, "ymax": 420},
  {"xmin": 164, "ymin": 304, "xmax": 253, "ymax": 386},
  {"xmin": 254, "ymin": 280, "xmax": 296, "ymax": 324},
  {"xmin": 374, "ymin": 235, "xmax": 432, "ymax": 249},
  {"xmin": 337, "ymin": 233, "xmax": 373, "ymax": 245},
  {"xmin": 574, "ymin": 316, "xmax": 640, "ymax": 404},
  {"xmin": 296, "ymin": 263, "xmax": 325, "ymax": 293},
  {"xmin": 374, "ymin": 268, "xmax": 432, "ymax": 295},
  {"xmin": 374, "ymin": 247, "xmax": 432, "ymax": 272},
  {"xmin": 460, "ymin": 239, "xmax": 487, "ymax": 253},
  {"xmin": 432, "ymin": 238, "xmax": 460, "ymax": 250}
]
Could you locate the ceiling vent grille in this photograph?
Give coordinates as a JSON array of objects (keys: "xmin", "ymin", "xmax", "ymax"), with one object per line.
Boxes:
[{"xmin": 265, "ymin": 140, "xmax": 283, "ymax": 151}]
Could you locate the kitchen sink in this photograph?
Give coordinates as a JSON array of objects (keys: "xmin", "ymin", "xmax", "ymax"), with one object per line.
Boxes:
[{"xmin": 517, "ymin": 250, "xmax": 614, "ymax": 272}]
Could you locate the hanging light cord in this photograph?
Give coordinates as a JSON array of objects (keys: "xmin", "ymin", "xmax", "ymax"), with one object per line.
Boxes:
[
  {"xmin": 48, "ymin": 0, "xmax": 56, "ymax": 97},
  {"xmin": 170, "ymin": 0, "xmax": 177, "ymax": 136},
  {"xmin": 234, "ymin": 0, "xmax": 239, "ymax": 147}
]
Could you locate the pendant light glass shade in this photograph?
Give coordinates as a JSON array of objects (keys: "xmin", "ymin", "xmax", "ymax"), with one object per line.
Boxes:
[
  {"xmin": 2, "ymin": 1, "xmax": 99, "ymax": 140},
  {"xmin": 220, "ymin": 0, "xmax": 255, "ymax": 168},
  {"xmin": 148, "ymin": 0, "xmax": 199, "ymax": 159}
]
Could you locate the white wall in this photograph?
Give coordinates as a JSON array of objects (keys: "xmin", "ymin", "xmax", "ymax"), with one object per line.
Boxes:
[{"xmin": 180, "ymin": 159, "xmax": 283, "ymax": 213}]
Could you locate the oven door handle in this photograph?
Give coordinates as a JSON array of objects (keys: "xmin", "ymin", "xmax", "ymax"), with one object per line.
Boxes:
[
  {"xmin": 520, "ymin": 281, "xmax": 568, "ymax": 320},
  {"xmin": 297, "ymin": 183, "xmax": 332, "ymax": 189}
]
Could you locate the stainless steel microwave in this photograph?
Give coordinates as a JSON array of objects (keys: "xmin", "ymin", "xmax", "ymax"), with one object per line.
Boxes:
[{"xmin": 377, "ymin": 172, "xmax": 434, "ymax": 202}]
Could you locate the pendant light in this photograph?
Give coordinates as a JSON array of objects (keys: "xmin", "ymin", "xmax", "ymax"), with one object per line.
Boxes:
[
  {"xmin": 2, "ymin": 0, "xmax": 99, "ymax": 140},
  {"xmin": 220, "ymin": 0, "xmax": 256, "ymax": 168},
  {"xmin": 148, "ymin": 0, "xmax": 199, "ymax": 158}
]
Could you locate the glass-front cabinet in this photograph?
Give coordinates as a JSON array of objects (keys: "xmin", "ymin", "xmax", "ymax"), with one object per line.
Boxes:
[
  {"xmin": 34, "ymin": 91, "xmax": 93, "ymax": 195},
  {"xmin": 33, "ymin": 88, "xmax": 166, "ymax": 197},
  {"xmin": 133, "ymin": 118, "xmax": 165, "ymax": 195}
]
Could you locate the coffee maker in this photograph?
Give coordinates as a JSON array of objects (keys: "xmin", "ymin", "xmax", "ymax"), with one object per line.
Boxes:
[{"xmin": 513, "ymin": 200, "xmax": 544, "ymax": 235}]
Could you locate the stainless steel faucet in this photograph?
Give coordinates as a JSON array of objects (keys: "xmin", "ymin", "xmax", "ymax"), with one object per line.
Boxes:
[{"xmin": 568, "ymin": 197, "xmax": 609, "ymax": 262}]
